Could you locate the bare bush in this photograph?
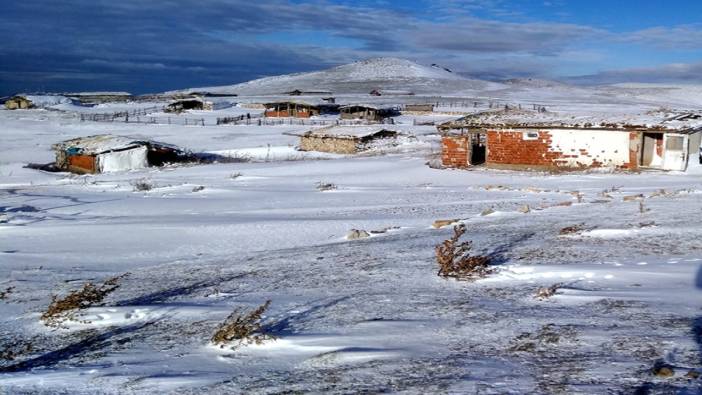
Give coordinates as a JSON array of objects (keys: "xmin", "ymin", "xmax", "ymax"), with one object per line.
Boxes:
[
  {"xmin": 131, "ymin": 178, "xmax": 155, "ymax": 192},
  {"xmin": 41, "ymin": 274, "xmax": 129, "ymax": 328},
  {"xmin": 316, "ymin": 181, "xmax": 337, "ymax": 192},
  {"xmin": 211, "ymin": 300, "xmax": 275, "ymax": 349},
  {"xmin": 0, "ymin": 286, "xmax": 14, "ymax": 301},
  {"xmin": 559, "ymin": 223, "xmax": 585, "ymax": 235},
  {"xmin": 436, "ymin": 224, "xmax": 492, "ymax": 280},
  {"xmin": 535, "ymin": 283, "xmax": 563, "ymax": 300}
]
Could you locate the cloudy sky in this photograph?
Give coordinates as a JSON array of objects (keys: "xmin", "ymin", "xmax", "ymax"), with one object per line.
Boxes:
[{"xmin": 2, "ymin": 0, "xmax": 702, "ymax": 95}]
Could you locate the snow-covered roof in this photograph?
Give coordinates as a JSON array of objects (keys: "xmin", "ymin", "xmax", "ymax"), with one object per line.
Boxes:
[
  {"xmin": 339, "ymin": 103, "xmax": 396, "ymax": 111},
  {"xmin": 438, "ymin": 108, "xmax": 702, "ymax": 132},
  {"xmin": 53, "ymin": 135, "xmax": 181, "ymax": 155},
  {"xmin": 265, "ymin": 99, "xmax": 339, "ymax": 107},
  {"xmin": 303, "ymin": 126, "xmax": 399, "ymax": 139}
]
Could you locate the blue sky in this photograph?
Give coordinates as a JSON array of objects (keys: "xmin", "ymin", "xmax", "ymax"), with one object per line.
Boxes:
[{"xmin": 2, "ymin": 0, "xmax": 702, "ymax": 95}]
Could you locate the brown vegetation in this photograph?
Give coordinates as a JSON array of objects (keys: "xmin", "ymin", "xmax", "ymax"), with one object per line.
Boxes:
[
  {"xmin": 436, "ymin": 224, "xmax": 492, "ymax": 280},
  {"xmin": 211, "ymin": 300, "xmax": 275, "ymax": 349},
  {"xmin": 41, "ymin": 274, "xmax": 129, "ymax": 328}
]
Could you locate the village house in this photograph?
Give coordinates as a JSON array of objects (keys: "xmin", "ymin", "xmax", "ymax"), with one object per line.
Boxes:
[
  {"xmin": 4, "ymin": 95, "xmax": 33, "ymax": 110},
  {"xmin": 339, "ymin": 104, "xmax": 399, "ymax": 122},
  {"xmin": 286, "ymin": 89, "xmax": 333, "ymax": 96},
  {"xmin": 264, "ymin": 101, "xmax": 339, "ymax": 118},
  {"xmin": 404, "ymin": 104, "xmax": 435, "ymax": 112},
  {"xmin": 165, "ymin": 97, "xmax": 213, "ymax": 113},
  {"xmin": 439, "ymin": 111, "xmax": 702, "ymax": 171},
  {"xmin": 298, "ymin": 126, "xmax": 400, "ymax": 154},
  {"xmin": 52, "ymin": 135, "xmax": 194, "ymax": 174}
]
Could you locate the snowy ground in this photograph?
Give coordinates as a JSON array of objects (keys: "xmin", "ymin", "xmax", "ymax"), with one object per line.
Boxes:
[{"xmin": 1, "ymin": 107, "xmax": 702, "ymax": 394}]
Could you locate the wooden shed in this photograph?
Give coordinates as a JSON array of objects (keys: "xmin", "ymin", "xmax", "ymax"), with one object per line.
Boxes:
[
  {"xmin": 165, "ymin": 97, "xmax": 213, "ymax": 113},
  {"xmin": 264, "ymin": 101, "xmax": 339, "ymax": 118},
  {"xmin": 299, "ymin": 126, "xmax": 400, "ymax": 154},
  {"xmin": 339, "ymin": 104, "xmax": 399, "ymax": 122}
]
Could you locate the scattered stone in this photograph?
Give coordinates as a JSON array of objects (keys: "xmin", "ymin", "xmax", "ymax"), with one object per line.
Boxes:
[
  {"xmin": 480, "ymin": 208, "xmax": 495, "ymax": 216},
  {"xmin": 369, "ymin": 226, "xmax": 400, "ymax": 234},
  {"xmin": 623, "ymin": 194, "xmax": 644, "ymax": 202},
  {"xmin": 432, "ymin": 219, "xmax": 459, "ymax": 229},
  {"xmin": 652, "ymin": 360, "xmax": 675, "ymax": 378},
  {"xmin": 685, "ymin": 370, "xmax": 700, "ymax": 379},
  {"xmin": 346, "ymin": 229, "xmax": 370, "ymax": 240},
  {"xmin": 518, "ymin": 204, "xmax": 530, "ymax": 213},
  {"xmin": 192, "ymin": 185, "xmax": 205, "ymax": 192}
]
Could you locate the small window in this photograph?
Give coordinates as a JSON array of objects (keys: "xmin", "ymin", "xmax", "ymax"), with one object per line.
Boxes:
[
  {"xmin": 523, "ymin": 131, "xmax": 539, "ymax": 140},
  {"xmin": 665, "ymin": 136, "xmax": 684, "ymax": 151}
]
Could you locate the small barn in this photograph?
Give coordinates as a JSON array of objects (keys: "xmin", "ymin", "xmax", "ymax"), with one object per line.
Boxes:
[
  {"xmin": 438, "ymin": 112, "xmax": 702, "ymax": 171},
  {"xmin": 404, "ymin": 104, "xmax": 435, "ymax": 112},
  {"xmin": 339, "ymin": 104, "xmax": 399, "ymax": 122},
  {"xmin": 286, "ymin": 89, "xmax": 333, "ymax": 96},
  {"xmin": 165, "ymin": 97, "xmax": 213, "ymax": 113},
  {"xmin": 52, "ymin": 135, "xmax": 194, "ymax": 174},
  {"xmin": 299, "ymin": 126, "xmax": 400, "ymax": 154},
  {"xmin": 264, "ymin": 101, "xmax": 339, "ymax": 118},
  {"xmin": 4, "ymin": 96, "xmax": 33, "ymax": 110}
]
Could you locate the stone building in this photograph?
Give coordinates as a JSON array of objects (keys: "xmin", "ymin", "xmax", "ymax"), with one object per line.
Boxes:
[{"xmin": 299, "ymin": 126, "xmax": 399, "ymax": 154}]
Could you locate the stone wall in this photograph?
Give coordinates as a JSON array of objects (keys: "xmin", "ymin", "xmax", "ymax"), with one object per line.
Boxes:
[{"xmin": 300, "ymin": 136, "xmax": 358, "ymax": 154}]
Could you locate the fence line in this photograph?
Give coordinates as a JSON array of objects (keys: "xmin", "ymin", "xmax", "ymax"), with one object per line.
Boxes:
[{"xmin": 216, "ymin": 117, "xmax": 393, "ymax": 126}]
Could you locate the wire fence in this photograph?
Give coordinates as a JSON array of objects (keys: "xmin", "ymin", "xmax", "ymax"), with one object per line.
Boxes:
[{"xmin": 216, "ymin": 117, "xmax": 394, "ymax": 126}]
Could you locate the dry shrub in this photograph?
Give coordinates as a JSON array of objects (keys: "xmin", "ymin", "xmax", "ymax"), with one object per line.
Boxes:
[
  {"xmin": 316, "ymin": 181, "xmax": 337, "ymax": 192},
  {"xmin": 436, "ymin": 224, "xmax": 492, "ymax": 280},
  {"xmin": 559, "ymin": 223, "xmax": 584, "ymax": 235},
  {"xmin": 212, "ymin": 300, "xmax": 275, "ymax": 349},
  {"xmin": 131, "ymin": 178, "xmax": 154, "ymax": 192},
  {"xmin": 535, "ymin": 283, "xmax": 563, "ymax": 300},
  {"xmin": 0, "ymin": 341, "xmax": 33, "ymax": 361},
  {"xmin": 0, "ymin": 286, "xmax": 14, "ymax": 300},
  {"xmin": 41, "ymin": 274, "xmax": 129, "ymax": 328}
]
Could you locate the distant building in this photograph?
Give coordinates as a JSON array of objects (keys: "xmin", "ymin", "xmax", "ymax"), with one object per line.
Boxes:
[
  {"xmin": 52, "ymin": 135, "xmax": 194, "ymax": 174},
  {"xmin": 165, "ymin": 97, "xmax": 213, "ymax": 113},
  {"xmin": 339, "ymin": 104, "xmax": 399, "ymax": 122},
  {"xmin": 404, "ymin": 104, "xmax": 435, "ymax": 112},
  {"xmin": 4, "ymin": 96, "xmax": 33, "ymax": 110},
  {"xmin": 369, "ymin": 89, "xmax": 414, "ymax": 96},
  {"xmin": 438, "ymin": 113, "xmax": 702, "ymax": 171},
  {"xmin": 264, "ymin": 101, "xmax": 339, "ymax": 118},
  {"xmin": 299, "ymin": 126, "xmax": 400, "ymax": 154},
  {"xmin": 286, "ymin": 89, "xmax": 333, "ymax": 96}
]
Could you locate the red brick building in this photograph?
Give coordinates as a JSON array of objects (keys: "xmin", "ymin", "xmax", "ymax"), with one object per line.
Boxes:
[{"xmin": 439, "ymin": 118, "xmax": 701, "ymax": 171}]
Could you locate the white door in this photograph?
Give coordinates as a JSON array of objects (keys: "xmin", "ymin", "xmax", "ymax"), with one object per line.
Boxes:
[{"xmin": 662, "ymin": 134, "xmax": 688, "ymax": 171}]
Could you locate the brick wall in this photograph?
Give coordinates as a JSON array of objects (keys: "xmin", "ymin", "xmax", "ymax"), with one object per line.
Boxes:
[
  {"xmin": 441, "ymin": 135, "xmax": 470, "ymax": 168},
  {"xmin": 486, "ymin": 129, "xmax": 635, "ymax": 170}
]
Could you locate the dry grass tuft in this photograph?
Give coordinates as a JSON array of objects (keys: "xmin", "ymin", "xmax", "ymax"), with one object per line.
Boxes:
[
  {"xmin": 131, "ymin": 179, "xmax": 155, "ymax": 192},
  {"xmin": 559, "ymin": 223, "xmax": 585, "ymax": 235},
  {"xmin": 436, "ymin": 224, "xmax": 492, "ymax": 280},
  {"xmin": 41, "ymin": 274, "xmax": 129, "ymax": 328},
  {"xmin": 212, "ymin": 300, "xmax": 275, "ymax": 349},
  {"xmin": 0, "ymin": 286, "xmax": 14, "ymax": 301},
  {"xmin": 316, "ymin": 181, "xmax": 337, "ymax": 192},
  {"xmin": 535, "ymin": 283, "xmax": 563, "ymax": 300}
]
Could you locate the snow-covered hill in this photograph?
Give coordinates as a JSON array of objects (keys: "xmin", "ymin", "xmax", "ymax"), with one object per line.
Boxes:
[{"xmin": 178, "ymin": 57, "xmax": 505, "ymax": 96}]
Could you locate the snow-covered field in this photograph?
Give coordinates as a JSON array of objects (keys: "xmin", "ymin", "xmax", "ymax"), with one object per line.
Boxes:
[{"xmin": 2, "ymin": 88, "xmax": 702, "ymax": 394}]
